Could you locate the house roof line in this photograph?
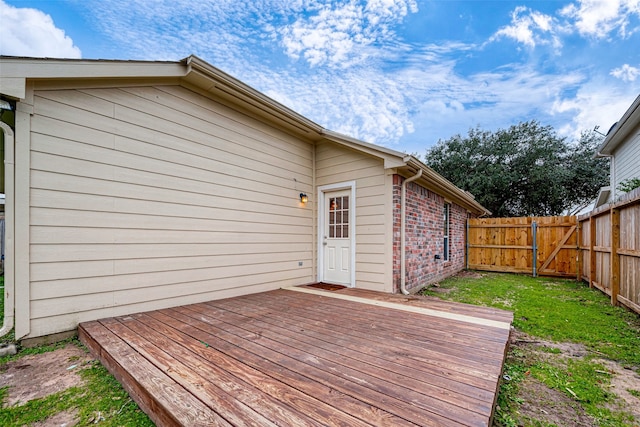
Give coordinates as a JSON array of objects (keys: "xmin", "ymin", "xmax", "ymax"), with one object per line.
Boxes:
[
  {"xmin": 0, "ymin": 54, "xmax": 490, "ymax": 216},
  {"xmin": 597, "ymin": 94, "xmax": 640, "ymax": 156},
  {"xmin": 184, "ymin": 55, "xmax": 325, "ymax": 137},
  {"xmin": 321, "ymin": 130, "xmax": 490, "ymax": 216},
  {"xmin": 404, "ymin": 156, "xmax": 492, "ymax": 217}
]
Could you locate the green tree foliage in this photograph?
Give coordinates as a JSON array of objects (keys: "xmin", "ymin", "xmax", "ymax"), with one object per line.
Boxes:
[
  {"xmin": 617, "ymin": 177, "xmax": 640, "ymax": 193},
  {"xmin": 424, "ymin": 121, "xmax": 609, "ymax": 217}
]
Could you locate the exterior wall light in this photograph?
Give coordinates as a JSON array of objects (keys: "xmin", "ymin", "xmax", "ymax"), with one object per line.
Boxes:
[{"xmin": 299, "ymin": 193, "xmax": 308, "ymax": 204}]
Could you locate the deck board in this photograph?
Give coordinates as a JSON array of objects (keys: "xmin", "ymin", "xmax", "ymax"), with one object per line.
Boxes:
[{"xmin": 79, "ymin": 287, "xmax": 513, "ymax": 427}]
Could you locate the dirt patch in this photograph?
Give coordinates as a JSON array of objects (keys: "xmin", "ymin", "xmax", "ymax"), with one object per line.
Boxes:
[
  {"xmin": 512, "ymin": 331, "xmax": 590, "ymax": 358},
  {"xmin": 30, "ymin": 409, "xmax": 79, "ymax": 427},
  {"xmin": 427, "ymin": 285, "xmax": 456, "ymax": 294},
  {"xmin": 455, "ymin": 270, "xmax": 485, "ymax": 279},
  {"xmin": 597, "ymin": 359, "xmax": 640, "ymax": 422},
  {"xmin": 0, "ymin": 343, "xmax": 94, "ymax": 407},
  {"xmin": 518, "ymin": 376, "xmax": 596, "ymax": 426},
  {"xmin": 509, "ymin": 330, "xmax": 640, "ymax": 425}
]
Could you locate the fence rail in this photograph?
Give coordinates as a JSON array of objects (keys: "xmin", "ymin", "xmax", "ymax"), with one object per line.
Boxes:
[
  {"xmin": 466, "ymin": 190, "xmax": 640, "ymax": 316},
  {"xmin": 578, "ymin": 188, "xmax": 640, "ymax": 315},
  {"xmin": 466, "ymin": 216, "xmax": 578, "ymax": 278}
]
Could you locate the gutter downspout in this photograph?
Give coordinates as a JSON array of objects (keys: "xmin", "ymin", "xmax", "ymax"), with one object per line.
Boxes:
[
  {"xmin": 401, "ymin": 169, "xmax": 422, "ymax": 295},
  {"xmin": 0, "ymin": 122, "xmax": 15, "ymax": 338}
]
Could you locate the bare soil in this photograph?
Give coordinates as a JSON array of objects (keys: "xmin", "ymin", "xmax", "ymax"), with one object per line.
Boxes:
[
  {"xmin": 511, "ymin": 330, "xmax": 640, "ymax": 426},
  {"xmin": 0, "ymin": 343, "xmax": 94, "ymax": 426},
  {"xmin": 518, "ymin": 375, "xmax": 595, "ymax": 426}
]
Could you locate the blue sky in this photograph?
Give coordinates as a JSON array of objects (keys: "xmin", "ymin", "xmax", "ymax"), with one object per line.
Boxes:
[{"xmin": 1, "ymin": 0, "xmax": 639, "ymax": 155}]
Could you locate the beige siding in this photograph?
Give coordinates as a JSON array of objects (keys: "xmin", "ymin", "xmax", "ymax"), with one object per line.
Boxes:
[
  {"xmin": 315, "ymin": 141, "xmax": 390, "ymax": 291},
  {"xmin": 28, "ymin": 85, "xmax": 314, "ymax": 337}
]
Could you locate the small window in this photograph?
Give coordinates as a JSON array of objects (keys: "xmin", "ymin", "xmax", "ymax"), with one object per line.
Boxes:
[
  {"xmin": 328, "ymin": 196, "xmax": 349, "ymax": 239},
  {"xmin": 443, "ymin": 203, "xmax": 450, "ymax": 261}
]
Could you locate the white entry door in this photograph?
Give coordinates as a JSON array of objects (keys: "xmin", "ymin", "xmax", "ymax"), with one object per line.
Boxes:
[{"xmin": 323, "ymin": 190, "xmax": 351, "ymax": 285}]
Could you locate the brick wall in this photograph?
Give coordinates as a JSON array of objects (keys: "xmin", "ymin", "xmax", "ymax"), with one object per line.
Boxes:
[{"xmin": 392, "ymin": 174, "xmax": 473, "ymax": 293}]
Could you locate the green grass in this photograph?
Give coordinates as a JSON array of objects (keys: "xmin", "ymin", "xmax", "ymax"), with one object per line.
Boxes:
[
  {"xmin": 0, "ymin": 338, "xmax": 153, "ymax": 427},
  {"xmin": 422, "ymin": 272, "xmax": 640, "ymax": 427}
]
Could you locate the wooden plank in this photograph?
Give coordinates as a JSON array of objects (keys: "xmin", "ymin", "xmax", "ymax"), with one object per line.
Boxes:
[
  {"xmin": 618, "ymin": 248, "xmax": 640, "ymax": 257},
  {"xmin": 232, "ymin": 291, "xmax": 508, "ymax": 358},
  {"xmin": 618, "ymin": 295, "xmax": 640, "ymax": 316},
  {"xmin": 129, "ymin": 313, "xmax": 376, "ymax": 427},
  {"xmin": 467, "ymin": 216, "xmax": 579, "ymax": 277},
  {"xmin": 468, "ymin": 264, "xmax": 531, "ymax": 274},
  {"xmin": 469, "ymin": 244, "xmax": 533, "ymax": 250},
  {"xmin": 104, "ymin": 316, "xmax": 331, "ymax": 427},
  {"xmin": 335, "ymin": 288, "xmax": 514, "ymax": 323},
  {"xmin": 611, "ymin": 208, "xmax": 620, "ymax": 306},
  {"xmin": 590, "ymin": 216, "xmax": 596, "ymax": 289},
  {"xmin": 224, "ymin": 293, "xmax": 509, "ymax": 382},
  {"xmin": 78, "ymin": 321, "xmax": 229, "ymax": 427},
  {"xmin": 197, "ymin": 298, "xmax": 495, "ymax": 421},
  {"xmin": 79, "ymin": 289, "xmax": 510, "ymax": 427},
  {"xmin": 214, "ymin": 294, "xmax": 502, "ymax": 395},
  {"xmin": 172, "ymin": 306, "xmax": 466, "ymax": 427},
  {"xmin": 284, "ymin": 286, "xmax": 511, "ymax": 330},
  {"xmin": 185, "ymin": 302, "xmax": 490, "ymax": 426},
  {"xmin": 152, "ymin": 308, "xmax": 417, "ymax": 427},
  {"xmin": 538, "ymin": 225, "xmax": 577, "ymax": 272}
]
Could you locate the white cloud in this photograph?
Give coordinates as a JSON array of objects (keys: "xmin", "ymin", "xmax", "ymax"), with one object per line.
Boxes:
[
  {"xmin": 276, "ymin": 0, "xmax": 418, "ymax": 67},
  {"xmin": 610, "ymin": 63, "xmax": 640, "ymax": 81},
  {"xmin": 10, "ymin": 0, "xmax": 637, "ymax": 153},
  {"xmin": 551, "ymin": 85, "xmax": 637, "ymax": 139},
  {"xmin": 490, "ymin": 6, "xmax": 562, "ymax": 49},
  {"xmin": 560, "ymin": 0, "xmax": 640, "ymax": 38},
  {"xmin": 0, "ymin": 0, "xmax": 81, "ymax": 58}
]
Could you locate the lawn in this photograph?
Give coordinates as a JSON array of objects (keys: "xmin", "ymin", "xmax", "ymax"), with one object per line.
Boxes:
[{"xmin": 422, "ymin": 272, "xmax": 640, "ymax": 427}]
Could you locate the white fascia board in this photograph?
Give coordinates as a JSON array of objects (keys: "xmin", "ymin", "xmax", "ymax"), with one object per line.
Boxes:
[
  {"xmin": 598, "ymin": 94, "xmax": 640, "ymax": 155},
  {"xmin": 0, "ymin": 57, "xmax": 186, "ymax": 80},
  {"xmin": 0, "ymin": 77, "xmax": 26, "ymax": 99}
]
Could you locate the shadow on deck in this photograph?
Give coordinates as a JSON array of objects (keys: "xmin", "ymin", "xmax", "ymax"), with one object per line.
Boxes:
[{"xmin": 79, "ymin": 286, "xmax": 513, "ymax": 426}]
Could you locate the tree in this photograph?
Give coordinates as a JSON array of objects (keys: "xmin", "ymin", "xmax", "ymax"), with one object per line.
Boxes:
[{"xmin": 424, "ymin": 121, "xmax": 609, "ymax": 217}]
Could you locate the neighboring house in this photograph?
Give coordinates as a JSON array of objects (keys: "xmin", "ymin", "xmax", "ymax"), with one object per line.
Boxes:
[
  {"xmin": 0, "ymin": 56, "xmax": 489, "ymax": 340},
  {"xmin": 594, "ymin": 94, "xmax": 640, "ymax": 208}
]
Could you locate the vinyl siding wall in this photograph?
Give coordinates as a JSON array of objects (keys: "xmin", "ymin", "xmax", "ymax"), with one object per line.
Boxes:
[
  {"xmin": 315, "ymin": 141, "xmax": 391, "ymax": 292},
  {"xmin": 612, "ymin": 127, "xmax": 640, "ymax": 201},
  {"xmin": 27, "ymin": 84, "xmax": 314, "ymax": 337}
]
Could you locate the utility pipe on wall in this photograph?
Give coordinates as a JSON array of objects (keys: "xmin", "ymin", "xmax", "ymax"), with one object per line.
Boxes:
[
  {"xmin": 401, "ymin": 169, "xmax": 423, "ymax": 295},
  {"xmin": 0, "ymin": 122, "xmax": 15, "ymax": 338}
]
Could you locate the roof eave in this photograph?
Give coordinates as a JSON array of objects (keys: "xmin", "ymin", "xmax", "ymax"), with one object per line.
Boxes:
[
  {"xmin": 0, "ymin": 56, "xmax": 186, "ymax": 99},
  {"xmin": 597, "ymin": 94, "xmax": 640, "ymax": 156},
  {"xmin": 404, "ymin": 156, "xmax": 491, "ymax": 217},
  {"xmin": 183, "ymin": 55, "xmax": 324, "ymax": 139},
  {"xmin": 321, "ymin": 130, "xmax": 407, "ymax": 168}
]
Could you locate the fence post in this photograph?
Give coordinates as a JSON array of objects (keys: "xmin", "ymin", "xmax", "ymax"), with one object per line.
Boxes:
[
  {"xmin": 611, "ymin": 207, "xmax": 620, "ymax": 306},
  {"xmin": 576, "ymin": 220, "xmax": 581, "ymax": 281},
  {"xmin": 532, "ymin": 221, "xmax": 537, "ymax": 277},
  {"xmin": 465, "ymin": 218, "xmax": 469, "ymax": 270},
  {"xmin": 589, "ymin": 215, "xmax": 596, "ymax": 289}
]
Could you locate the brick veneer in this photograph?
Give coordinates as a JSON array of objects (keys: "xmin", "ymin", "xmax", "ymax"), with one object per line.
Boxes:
[{"xmin": 392, "ymin": 174, "xmax": 474, "ymax": 293}]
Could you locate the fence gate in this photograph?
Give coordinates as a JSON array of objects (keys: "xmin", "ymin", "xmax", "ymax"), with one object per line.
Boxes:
[{"xmin": 467, "ymin": 216, "xmax": 578, "ymax": 278}]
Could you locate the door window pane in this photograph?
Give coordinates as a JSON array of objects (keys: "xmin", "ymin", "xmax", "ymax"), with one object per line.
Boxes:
[{"xmin": 328, "ymin": 195, "xmax": 350, "ymax": 239}]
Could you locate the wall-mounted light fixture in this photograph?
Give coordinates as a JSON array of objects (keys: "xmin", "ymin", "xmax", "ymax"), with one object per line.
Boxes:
[{"xmin": 299, "ymin": 193, "xmax": 308, "ymax": 204}]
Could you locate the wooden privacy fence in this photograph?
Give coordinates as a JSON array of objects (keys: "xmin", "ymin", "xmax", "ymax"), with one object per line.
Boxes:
[
  {"xmin": 467, "ymin": 216, "xmax": 578, "ymax": 278},
  {"xmin": 578, "ymin": 188, "xmax": 640, "ymax": 315}
]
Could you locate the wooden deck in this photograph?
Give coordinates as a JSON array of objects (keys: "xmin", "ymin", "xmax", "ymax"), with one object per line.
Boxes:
[{"xmin": 78, "ymin": 286, "xmax": 513, "ymax": 427}]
